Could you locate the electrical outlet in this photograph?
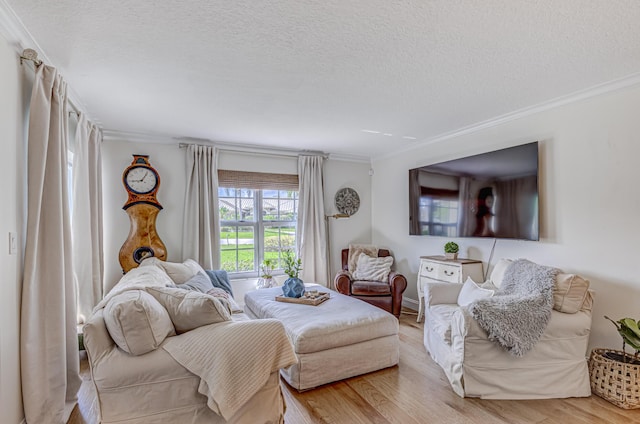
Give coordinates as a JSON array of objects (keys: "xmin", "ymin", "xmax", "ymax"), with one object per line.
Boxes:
[{"xmin": 9, "ymin": 232, "xmax": 17, "ymax": 255}]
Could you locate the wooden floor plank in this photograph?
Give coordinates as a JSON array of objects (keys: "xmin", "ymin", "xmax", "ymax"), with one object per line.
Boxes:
[
  {"xmin": 67, "ymin": 311, "xmax": 640, "ymax": 424},
  {"xmin": 281, "ymin": 385, "xmax": 315, "ymax": 424},
  {"xmin": 345, "ymin": 377, "xmax": 422, "ymax": 424}
]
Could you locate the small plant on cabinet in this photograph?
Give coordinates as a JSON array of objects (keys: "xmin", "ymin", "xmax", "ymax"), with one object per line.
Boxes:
[{"xmin": 444, "ymin": 242, "xmax": 459, "ymax": 260}]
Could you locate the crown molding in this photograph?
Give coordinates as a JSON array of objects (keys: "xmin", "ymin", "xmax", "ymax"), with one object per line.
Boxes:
[
  {"xmin": 0, "ymin": 0, "xmax": 41, "ymax": 54},
  {"xmin": 0, "ymin": 0, "xmax": 58, "ymax": 72},
  {"xmin": 102, "ymin": 129, "xmax": 178, "ymax": 144},
  {"xmin": 103, "ymin": 129, "xmax": 370, "ymax": 163},
  {"xmin": 326, "ymin": 153, "xmax": 370, "ymax": 163},
  {"xmin": 374, "ymin": 71, "xmax": 640, "ymax": 161},
  {"xmin": 0, "ymin": 0, "xmax": 91, "ymax": 117}
]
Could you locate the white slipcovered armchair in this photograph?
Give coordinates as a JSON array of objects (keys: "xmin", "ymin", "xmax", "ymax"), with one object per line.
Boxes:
[
  {"xmin": 423, "ymin": 259, "xmax": 594, "ymax": 399},
  {"xmin": 83, "ymin": 258, "xmax": 296, "ymax": 423}
]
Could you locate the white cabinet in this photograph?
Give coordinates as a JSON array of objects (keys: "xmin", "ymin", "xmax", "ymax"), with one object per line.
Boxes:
[{"xmin": 416, "ymin": 256, "xmax": 483, "ymax": 322}]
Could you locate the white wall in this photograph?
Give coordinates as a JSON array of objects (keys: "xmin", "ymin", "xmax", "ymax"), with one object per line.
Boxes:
[
  {"xmin": 0, "ymin": 37, "xmax": 29, "ymax": 424},
  {"xmin": 371, "ymin": 83, "xmax": 640, "ymax": 352},
  {"xmin": 101, "ymin": 141, "xmax": 372, "ymax": 290},
  {"xmin": 324, "ymin": 159, "xmax": 373, "ymax": 278}
]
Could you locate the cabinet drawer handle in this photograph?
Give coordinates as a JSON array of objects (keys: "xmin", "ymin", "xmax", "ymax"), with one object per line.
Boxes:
[
  {"xmin": 444, "ymin": 270, "xmax": 455, "ymax": 276},
  {"xmin": 425, "ymin": 266, "xmax": 434, "ymax": 272}
]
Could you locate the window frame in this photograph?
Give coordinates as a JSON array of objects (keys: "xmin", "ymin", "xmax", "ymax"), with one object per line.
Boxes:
[
  {"xmin": 219, "ymin": 187, "xmax": 298, "ymax": 279},
  {"xmin": 418, "ymin": 187, "xmax": 459, "ymax": 236}
]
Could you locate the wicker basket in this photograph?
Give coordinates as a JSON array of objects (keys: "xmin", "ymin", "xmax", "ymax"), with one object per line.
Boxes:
[{"xmin": 589, "ymin": 348, "xmax": 640, "ymax": 409}]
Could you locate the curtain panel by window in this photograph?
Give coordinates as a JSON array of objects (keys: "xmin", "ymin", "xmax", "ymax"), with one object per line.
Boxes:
[
  {"xmin": 182, "ymin": 144, "xmax": 220, "ymax": 269},
  {"xmin": 20, "ymin": 64, "xmax": 81, "ymax": 424},
  {"xmin": 296, "ymin": 155, "xmax": 327, "ymax": 285},
  {"xmin": 72, "ymin": 114, "xmax": 104, "ymax": 324}
]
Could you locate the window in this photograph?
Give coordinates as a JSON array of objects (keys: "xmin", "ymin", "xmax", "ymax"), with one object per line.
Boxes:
[
  {"xmin": 418, "ymin": 187, "xmax": 458, "ymax": 236},
  {"xmin": 218, "ymin": 171, "xmax": 298, "ymax": 277}
]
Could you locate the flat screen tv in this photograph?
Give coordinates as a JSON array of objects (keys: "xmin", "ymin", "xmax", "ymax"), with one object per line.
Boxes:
[{"xmin": 409, "ymin": 142, "xmax": 539, "ymax": 240}]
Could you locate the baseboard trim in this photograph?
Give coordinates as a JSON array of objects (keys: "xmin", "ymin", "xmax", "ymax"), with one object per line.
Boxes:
[{"xmin": 402, "ymin": 296, "xmax": 419, "ymax": 311}]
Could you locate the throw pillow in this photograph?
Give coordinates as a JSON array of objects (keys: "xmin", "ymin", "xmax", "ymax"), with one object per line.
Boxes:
[
  {"xmin": 103, "ymin": 290, "xmax": 175, "ymax": 356},
  {"xmin": 352, "ymin": 255, "xmax": 393, "ymax": 281},
  {"xmin": 206, "ymin": 287, "xmax": 243, "ymax": 314},
  {"xmin": 457, "ymin": 277, "xmax": 495, "ymax": 307},
  {"xmin": 205, "ymin": 269, "xmax": 234, "ymax": 296},
  {"xmin": 348, "ymin": 244, "xmax": 379, "ymax": 274},
  {"xmin": 480, "ymin": 281, "xmax": 498, "ymax": 291},
  {"xmin": 146, "ymin": 286, "xmax": 231, "ymax": 333},
  {"xmin": 179, "ymin": 272, "xmax": 214, "ymax": 293},
  {"xmin": 553, "ymin": 273, "xmax": 590, "ymax": 313},
  {"xmin": 140, "ymin": 258, "xmax": 206, "ymax": 284},
  {"xmin": 489, "ymin": 258, "xmax": 513, "ymax": 288}
]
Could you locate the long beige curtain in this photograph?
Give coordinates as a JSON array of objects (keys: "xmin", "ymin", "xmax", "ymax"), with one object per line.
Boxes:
[
  {"xmin": 72, "ymin": 113, "xmax": 104, "ymax": 323},
  {"xmin": 182, "ymin": 144, "xmax": 220, "ymax": 269},
  {"xmin": 21, "ymin": 65, "xmax": 81, "ymax": 424},
  {"xmin": 296, "ymin": 155, "xmax": 327, "ymax": 285}
]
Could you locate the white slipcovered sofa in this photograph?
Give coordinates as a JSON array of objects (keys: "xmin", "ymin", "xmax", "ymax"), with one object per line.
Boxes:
[
  {"xmin": 83, "ymin": 258, "xmax": 296, "ymax": 424},
  {"xmin": 423, "ymin": 258, "xmax": 594, "ymax": 399}
]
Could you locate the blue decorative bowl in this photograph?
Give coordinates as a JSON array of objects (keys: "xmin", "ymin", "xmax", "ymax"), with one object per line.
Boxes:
[{"xmin": 282, "ymin": 277, "xmax": 305, "ymax": 298}]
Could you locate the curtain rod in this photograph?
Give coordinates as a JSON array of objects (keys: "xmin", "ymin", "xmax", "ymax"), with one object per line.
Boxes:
[
  {"xmin": 19, "ymin": 48, "xmax": 81, "ymax": 117},
  {"xmin": 178, "ymin": 142, "xmax": 328, "ymax": 159},
  {"xmin": 19, "ymin": 48, "xmax": 42, "ymax": 66}
]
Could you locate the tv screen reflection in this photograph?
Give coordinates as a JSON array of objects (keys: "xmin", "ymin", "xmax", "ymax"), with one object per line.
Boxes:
[{"xmin": 409, "ymin": 142, "xmax": 539, "ymax": 241}]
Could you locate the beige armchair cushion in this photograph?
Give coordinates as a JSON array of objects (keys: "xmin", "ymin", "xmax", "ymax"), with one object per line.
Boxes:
[
  {"xmin": 103, "ymin": 290, "xmax": 175, "ymax": 356},
  {"xmin": 146, "ymin": 286, "xmax": 231, "ymax": 333},
  {"xmin": 553, "ymin": 273, "xmax": 590, "ymax": 313},
  {"xmin": 489, "ymin": 258, "xmax": 512, "ymax": 288},
  {"xmin": 352, "ymin": 255, "xmax": 393, "ymax": 281},
  {"xmin": 348, "ymin": 244, "xmax": 378, "ymax": 274}
]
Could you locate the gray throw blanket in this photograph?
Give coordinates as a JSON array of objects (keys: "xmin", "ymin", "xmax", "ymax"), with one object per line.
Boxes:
[
  {"xmin": 205, "ymin": 269, "xmax": 234, "ymax": 296},
  {"xmin": 470, "ymin": 259, "xmax": 558, "ymax": 356}
]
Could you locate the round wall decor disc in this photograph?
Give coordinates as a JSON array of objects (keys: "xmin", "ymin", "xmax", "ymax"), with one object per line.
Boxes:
[{"xmin": 335, "ymin": 187, "xmax": 360, "ymax": 216}]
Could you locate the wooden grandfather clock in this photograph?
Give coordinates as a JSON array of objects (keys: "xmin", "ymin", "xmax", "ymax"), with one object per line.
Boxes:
[{"xmin": 118, "ymin": 155, "xmax": 167, "ymax": 273}]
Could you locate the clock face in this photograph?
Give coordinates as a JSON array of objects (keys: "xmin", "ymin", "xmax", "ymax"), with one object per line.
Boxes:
[{"xmin": 125, "ymin": 166, "xmax": 158, "ymax": 194}]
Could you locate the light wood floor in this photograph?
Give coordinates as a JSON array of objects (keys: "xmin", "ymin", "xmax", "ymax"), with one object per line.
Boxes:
[{"xmin": 69, "ymin": 311, "xmax": 640, "ymax": 424}]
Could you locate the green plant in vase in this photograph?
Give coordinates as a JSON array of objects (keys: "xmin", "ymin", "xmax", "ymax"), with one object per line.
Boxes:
[
  {"xmin": 282, "ymin": 250, "xmax": 304, "ymax": 298},
  {"xmin": 588, "ymin": 316, "xmax": 640, "ymax": 409},
  {"xmin": 444, "ymin": 241, "xmax": 459, "ymax": 260},
  {"xmin": 257, "ymin": 258, "xmax": 276, "ymax": 289},
  {"xmin": 604, "ymin": 316, "xmax": 640, "ymax": 363}
]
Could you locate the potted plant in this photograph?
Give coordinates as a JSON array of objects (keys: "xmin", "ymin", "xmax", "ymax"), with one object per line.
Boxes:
[
  {"xmin": 589, "ymin": 316, "xmax": 640, "ymax": 409},
  {"xmin": 282, "ymin": 250, "xmax": 305, "ymax": 298},
  {"xmin": 444, "ymin": 241, "xmax": 459, "ymax": 260},
  {"xmin": 257, "ymin": 258, "xmax": 276, "ymax": 289}
]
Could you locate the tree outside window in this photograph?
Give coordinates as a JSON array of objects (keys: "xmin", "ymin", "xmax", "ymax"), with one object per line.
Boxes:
[{"xmin": 219, "ymin": 187, "xmax": 298, "ymax": 277}]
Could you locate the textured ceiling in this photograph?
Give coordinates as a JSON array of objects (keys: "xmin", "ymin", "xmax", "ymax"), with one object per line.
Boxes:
[{"xmin": 6, "ymin": 0, "xmax": 640, "ymax": 158}]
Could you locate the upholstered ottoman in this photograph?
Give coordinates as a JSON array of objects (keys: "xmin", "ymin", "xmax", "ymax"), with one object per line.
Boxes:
[{"xmin": 244, "ymin": 285, "xmax": 399, "ymax": 391}]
